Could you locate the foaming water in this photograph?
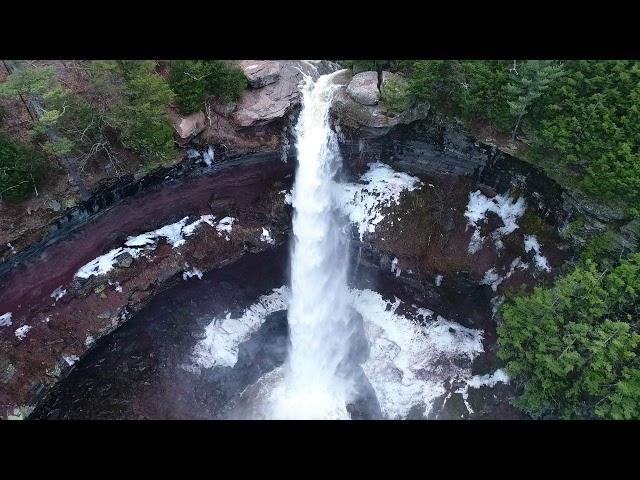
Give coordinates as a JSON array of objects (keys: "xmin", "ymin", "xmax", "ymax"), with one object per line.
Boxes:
[{"xmin": 266, "ymin": 71, "xmax": 355, "ymax": 419}]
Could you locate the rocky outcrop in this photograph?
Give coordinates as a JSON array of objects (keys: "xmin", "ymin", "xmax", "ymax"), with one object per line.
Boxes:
[
  {"xmin": 331, "ymin": 70, "xmax": 430, "ymax": 138},
  {"xmin": 225, "ymin": 60, "xmax": 339, "ymax": 128},
  {"xmin": 171, "ymin": 110, "xmax": 206, "ymax": 139},
  {"xmin": 240, "ymin": 60, "xmax": 281, "ymax": 88},
  {"xmin": 346, "ymin": 71, "xmax": 379, "ymax": 106},
  {"xmin": 0, "ymin": 158, "xmax": 293, "ymax": 420}
]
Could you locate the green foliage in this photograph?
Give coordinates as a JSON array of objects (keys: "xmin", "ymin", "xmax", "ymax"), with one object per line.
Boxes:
[
  {"xmin": 579, "ymin": 230, "xmax": 625, "ymax": 269},
  {"xmin": 0, "ymin": 63, "xmax": 107, "ymax": 161},
  {"xmin": 451, "ymin": 60, "xmax": 513, "ymax": 130},
  {"xmin": 384, "ymin": 59, "xmax": 640, "ymax": 217},
  {"xmin": 498, "ymin": 253, "xmax": 640, "ymax": 419},
  {"xmin": 504, "ymin": 60, "xmax": 565, "ymax": 139},
  {"xmin": 379, "ymin": 74, "xmax": 412, "ymax": 113},
  {"xmin": 341, "ymin": 60, "xmax": 394, "ymax": 73},
  {"xmin": 168, "ymin": 60, "xmax": 246, "ymax": 115},
  {"xmin": 532, "ymin": 61, "xmax": 640, "ymax": 211},
  {"xmin": 109, "ymin": 69, "xmax": 176, "ymax": 162},
  {"xmin": 87, "ymin": 60, "xmax": 177, "ymax": 163},
  {"xmin": 0, "ymin": 132, "xmax": 44, "ymax": 201},
  {"xmin": 0, "ymin": 65, "xmax": 58, "ymax": 97}
]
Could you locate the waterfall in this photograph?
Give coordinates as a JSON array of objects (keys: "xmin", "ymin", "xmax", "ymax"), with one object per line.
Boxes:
[{"xmin": 267, "ymin": 70, "xmax": 357, "ymax": 419}]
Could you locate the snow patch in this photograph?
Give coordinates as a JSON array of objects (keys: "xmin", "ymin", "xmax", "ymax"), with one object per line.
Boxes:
[
  {"xmin": 0, "ymin": 312, "xmax": 12, "ymax": 327},
  {"xmin": 434, "ymin": 274, "xmax": 443, "ymax": 287},
  {"xmin": 481, "ymin": 257, "xmax": 529, "ymax": 292},
  {"xmin": 183, "ymin": 267, "xmax": 203, "ymax": 280},
  {"xmin": 75, "ymin": 215, "xmax": 234, "ymax": 279},
  {"xmin": 190, "ymin": 286, "xmax": 291, "ymax": 370},
  {"xmin": 464, "ymin": 190, "xmax": 526, "ymax": 254},
  {"xmin": 215, "ymin": 217, "xmax": 235, "ymax": 241},
  {"xmin": 390, "ymin": 257, "xmax": 401, "ymax": 277},
  {"xmin": 466, "ymin": 369, "xmax": 510, "ymax": 389},
  {"xmin": 50, "ymin": 285, "xmax": 67, "ymax": 301},
  {"xmin": 75, "ymin": 246, "xmax": 146, "ymax": 279},
  {"xmin": 63, "ymin": 354, "xmax": 80, "ymax": 366},
  {"xmin": 260, "ymin": 227, "xmax": 275, "ymax": 245},
  {"xmin": 338, "ymin": 162, "xmax": 421, "ymax": 240},
  {"xmin": 15, "ymin": 324, "xmax": 32, "ymax": 340},
  {"xmin": 481, "ymin": 268, "xmax": 502, "ymax": 292},
  {"xmin": 524, "ymin": 235, "xmax": 551, "ymax": 272}
]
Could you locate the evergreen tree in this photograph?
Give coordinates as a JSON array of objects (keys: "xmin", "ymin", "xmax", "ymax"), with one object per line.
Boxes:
[
  {"xmin": 168, "ymin": 60, "xmax": 246, "ymax": 115},
  {"xmin": 504, "ymin": 60, "xmax": 565, "ymax": 141},
  {"xmin": 0, "ymin": 133, "xmax": 45, "ymax": 201}
]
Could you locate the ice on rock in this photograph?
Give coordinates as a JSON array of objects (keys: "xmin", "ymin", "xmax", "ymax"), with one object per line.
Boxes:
[
  {"xmin": 464, "ymin": 190, "xmax": 526, "ymax": 254},
  {"xmin": 524, "ymin": 235, "xmax": 551, "ymax": 272},
  {"xmin": 202, "ymin": 146, "xmax": 215, "ymax": 167},
  {"xmin": 260, "ymin": 227, "xmax": 276, "ymax": 245},
  {"xmin": 390, "ymin": 257, "xmax": 401, "ymax": 277},
  {"xmin": 50, "ymin": 285, "xmax": 67, "ymax": 301},
  {"xmin": 189, "ymin": 285, "xmax": 488, "ymax": 420},
  {"xmin": 15, "ymin": 324, "xmax": 32, "ymax": 340},
  {"xmin": 63, "ymin": 354, "xmax": 80, "ymax": 366},
  {"xmin": 190, "ymin": 286, "xmax": 291, "ymax": 370},
  {"xmin": 0, "ymin": 312, "xmax": 13, "ymax": 327},
  {"xmin": 76, "ymin": 215, "xmax": 231, "ymax": 279},
  {"xmin": 183, "ymin": 267, "xmax": 203, "ymax": 280},
  {"xmin": 338, "ymin": 162, "xmax": 421, "ymax": 240}
]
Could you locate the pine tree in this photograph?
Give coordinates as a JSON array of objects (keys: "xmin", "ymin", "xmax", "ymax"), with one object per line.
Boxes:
[{"xmin": 505, "ymin": 60, "xmax": 565, "ymax": 141}]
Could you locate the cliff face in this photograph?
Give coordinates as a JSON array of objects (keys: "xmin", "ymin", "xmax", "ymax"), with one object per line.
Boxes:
[{"xmin": 2, "ymin": 65, "xmax": 629, "ymax": 420}]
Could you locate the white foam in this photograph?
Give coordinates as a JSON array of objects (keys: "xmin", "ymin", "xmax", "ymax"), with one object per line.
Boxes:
[{"xmin": 190, "ymin": 285, "xmax": 486, "ymax": 420}]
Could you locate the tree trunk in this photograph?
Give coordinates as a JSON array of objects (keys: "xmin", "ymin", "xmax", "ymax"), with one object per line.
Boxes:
[
  {"xmin": 4, "ymin": 60, "xmax": 91, "ymax": 201},
  {"xmin": 511, "ymin": 113, "xmax": 524, "ymax": 142}
]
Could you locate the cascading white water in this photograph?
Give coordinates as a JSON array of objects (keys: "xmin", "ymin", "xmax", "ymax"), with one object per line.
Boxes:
[{"xmin": 267, "ymin": 70, "xmax": 355, "ymax": 419}]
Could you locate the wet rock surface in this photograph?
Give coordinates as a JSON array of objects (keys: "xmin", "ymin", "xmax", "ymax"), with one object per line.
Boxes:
[
  {"xmin": 0, "ymin": 158, "xmax": 293, "ymax": 419},
  {"xmin": 31, "ymin": 247, "xmax": 520, "ymax": 420}
]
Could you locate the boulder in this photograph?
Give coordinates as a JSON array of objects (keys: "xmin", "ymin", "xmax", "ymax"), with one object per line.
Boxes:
[
  {"xmin": 240, "ymin": 60, "xmax": 281, "ymax": 88},
  {"xmin": 231, "ymin": 61, "xmax": 339, "ymax": 127},
  {"xmin": 173, "ymin": 111, "xmax": 206, "ymax": 139},
  {"xmin": 346, "ymin": 71, "xmax": 380, "ymax": 106},
  {"xmin": 331, "ymin": 86, "xmax": 430, "ymax": 138},
  {"xmin": 114, "ymin": 251, "xmax": 133, "ymax": 268}
]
